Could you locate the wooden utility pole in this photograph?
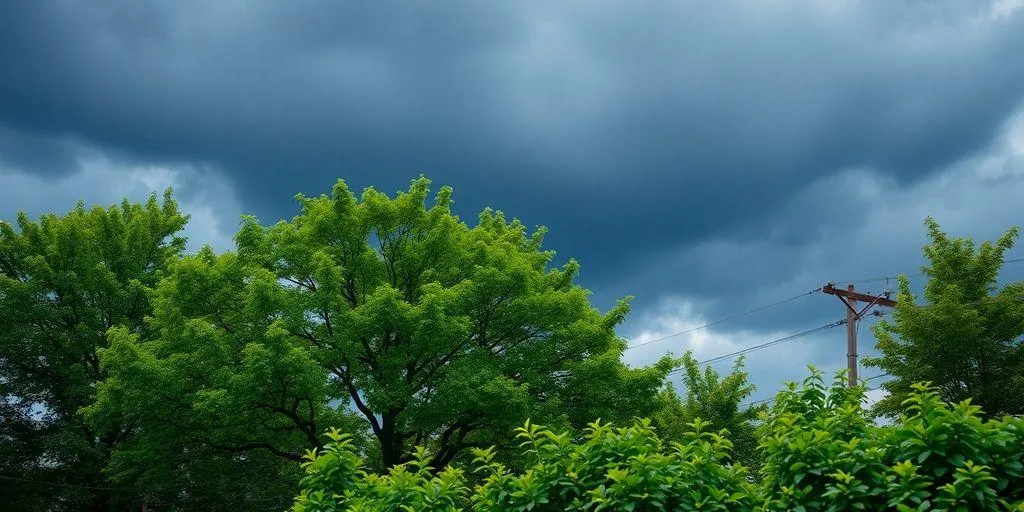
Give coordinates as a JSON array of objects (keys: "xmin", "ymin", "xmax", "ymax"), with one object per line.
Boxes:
[{"xmin": 822, "ymin": 283, "xmax": 897, "ymax": 387}]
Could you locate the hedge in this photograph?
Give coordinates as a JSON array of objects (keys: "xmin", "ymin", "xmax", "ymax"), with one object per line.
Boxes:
[{"xmin": 292, "ymin": 371, "xmax": 1024, "ymax": 511}]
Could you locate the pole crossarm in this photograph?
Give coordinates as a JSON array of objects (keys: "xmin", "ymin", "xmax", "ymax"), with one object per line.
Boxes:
[
  {"xmin": 823, "ymin": 283, "xmax": 897, "ymax": 308},
  {"xmin": 822, "ymin": 282, "xmax": 897, "ymax": 387}
]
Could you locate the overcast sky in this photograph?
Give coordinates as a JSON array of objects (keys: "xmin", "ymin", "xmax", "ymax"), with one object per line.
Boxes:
[{"xmin": 2, "ymin": 0, "xmax": 1023, "ymax": 404}]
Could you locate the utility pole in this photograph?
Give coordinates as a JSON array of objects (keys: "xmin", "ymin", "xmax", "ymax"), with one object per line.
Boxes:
[{"xmin": 822, "ymin": 283, "xmax": 897, "ymax": 387}]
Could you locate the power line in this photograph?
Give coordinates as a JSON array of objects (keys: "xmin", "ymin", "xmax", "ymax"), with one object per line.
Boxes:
[
  {"xmin": 837, "ymin": 275, "xmax": 900, "ymax": 286},
  {"xmin": 833, "ymin": 257, "xmax": 1024, "ymax": 287},
  {"xmin": 626, "ymin": 287, "xmax": 822, "ymax": 351},
  {"xmin": 627, "ymin": 257, "xmax": 1024, "ymax": 354},
  {"xmin": 665, "ymin": 319, "xmax": 846, "ymax": 376},
  {"xmin": 877, "ymin": 294, "xmax": 1024, "ymax": 314}
]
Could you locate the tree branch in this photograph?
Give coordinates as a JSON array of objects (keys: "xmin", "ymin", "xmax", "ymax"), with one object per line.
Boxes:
[
  {"xmin": 208, "ymin": 441, "xmax": 302, "ymax": 462},
  {"xmin": 331, "ymin": 366, "xmax": 381, "ymax": 438}
]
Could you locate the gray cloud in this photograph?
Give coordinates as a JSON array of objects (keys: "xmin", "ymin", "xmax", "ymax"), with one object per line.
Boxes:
[
  {"xmin": 0, "ymin": 156, "xmax": 242, "ymax": 253},
  {"xmin": 0, "ymin": 125, "xmax": 86, "ymax": 177},
  {"xmin": 620, "ymin": 113, "xmax": 1024, "ymax": 395},
  {"xmin": 2, "ymin": 0, "xmax": 1024, "ymax": 394}
]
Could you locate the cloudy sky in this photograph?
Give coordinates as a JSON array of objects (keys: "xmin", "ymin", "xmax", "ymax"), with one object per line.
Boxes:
[{"xmin": 2, "ymin": 0, "xmax": 1024, "ymax": 404}]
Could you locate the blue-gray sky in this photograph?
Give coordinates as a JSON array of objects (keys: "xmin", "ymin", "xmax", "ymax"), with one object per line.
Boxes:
[{"xmin": 2, "ymin": 0, "xmax": 1024, "ymax": 403}]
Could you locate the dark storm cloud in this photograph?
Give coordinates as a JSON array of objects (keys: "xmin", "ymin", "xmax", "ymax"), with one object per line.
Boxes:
[
  {"xmin": 0, "ymin": 125, "xmax": 84, "ymax": 176},
  {"xmin": 2, "ymin": 0, "xmax": 1024, "ymax": 316}
]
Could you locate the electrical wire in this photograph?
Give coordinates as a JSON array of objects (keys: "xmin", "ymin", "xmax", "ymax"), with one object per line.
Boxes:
[
  {"xmin": 833, "ymin": 257, "xmax": 1024, "ymax": 286},
  {"xmin": 885, "ymin": 294, "xmax": 1024, "ymax": 313},
  {"xmin": 865, "ymin": 295, "xmax": 1024, "ymax": 322},
  {"xmin": 626, "ymin": 287, "xmax": 822, "ymax": 351},
  {"xmin": 664, "ymin": 319, "xmax": 847, "ymax": 376},
  {"xmin": 863, "ymin": 373, "xmax": 891, "ymax": 382},
  {"xmin": 627, "ymin": 257, "xmax": 1023, "ymax": 354}
]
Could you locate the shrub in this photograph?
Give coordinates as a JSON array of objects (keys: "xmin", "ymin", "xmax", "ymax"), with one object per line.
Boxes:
[
  {"xmin": 471, "ymin": 418, "xmax": 755, "ymax": 511},
  {"xmin": 760, "ymin": 370, "xmax": 1024, "ymax": 511},
  {"xmin": 292, "ymin": 419, "xmax": 753, "ymax": 511},
  {"xmin": 293, "ymin": 371, "xmax": 1024, "ymax": 511}
]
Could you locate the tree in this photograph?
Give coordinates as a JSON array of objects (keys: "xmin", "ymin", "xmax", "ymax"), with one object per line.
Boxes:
[
  {"xmin": 865, "ymin": 217, "xmax": 1024, "ymax": 418},
  {"xmin": 85, "ymin": 249, "xmax": 368, "ymax": 510},
  {"xmin": 652, "ymin": 354, "xmax": 764, "ymax": 472},
  {"xmin": 0, "ymin": 192, "xmax": 188, "ymax": 511},
  {"xmin": 91, "ymin": 177, "xmax": 675, "ymax": 491}
]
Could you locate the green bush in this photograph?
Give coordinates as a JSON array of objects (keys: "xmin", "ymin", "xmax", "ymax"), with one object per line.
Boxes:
[
  {"xmin": 470, "ymin": 418, "xmax": 755, "ymax": 511},
  {"xmin": 293, "ymin": 371, "xmax": 1024, "ymax": 511},
  {"xmin": 761, "ymin": 371, "xmax": 1024, "ymax": 512}
]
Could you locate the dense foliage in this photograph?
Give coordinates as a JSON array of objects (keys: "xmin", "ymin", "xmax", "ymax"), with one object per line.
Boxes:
[
  {"xmin": 293, "ymin": 418, "xmax": 755, "ymax": 512},
  {"xmin": 760, "ymin": 371, "xmax": 1024, "ymax": 511},
  {"xmin": 84, "ymin": 247, "xmax": 366, "ymax": 510},
  {"xmin": 4, "ymin": 182, "xmax": 1023, "ymax": 512},
  {"xmin": 866, "ymin": 218, "xmax": 1024, "ymax": 417},
  {"xmin": 0, "ymin": 192, "xmax": 187, "ymax": 511},
  {"xmin": 293, "ymin": 370, "xmax": 1024, "ymax": 511},
  {"xmin": 653, "ymin": 354, "xmax": 764, "ymax": 473},
  {"xmin": 84, "ymin": 177, "xmax": 676, "ymax": 508}
]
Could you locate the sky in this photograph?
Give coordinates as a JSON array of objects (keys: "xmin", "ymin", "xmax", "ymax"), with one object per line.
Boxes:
[{"xmin": 2, "ymin": 0, "xmax": 1024, "ymax": 405}]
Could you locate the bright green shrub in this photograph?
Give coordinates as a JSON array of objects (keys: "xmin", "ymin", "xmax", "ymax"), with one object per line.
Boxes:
[
  {"xmin": 760, "ymin": 370, "xmax": 1024, "ymax": 512},
  {"xmin": 471, "ymin": 418, "xmax": 754, "ymax": 511},
  {"xmin": 293, "ymin": 419, "xmax": 753, "ymax": 511},
  {"xmin": 293, "ymin": 371, "xmax": 1024, "ymax": 511},
  {"xmin": 292, "ymin": 431, "xmax": 467, "ymax": 512},
  {"xmin": 759, "ymin": 371, "xmax": 891, "ymax": 510}
]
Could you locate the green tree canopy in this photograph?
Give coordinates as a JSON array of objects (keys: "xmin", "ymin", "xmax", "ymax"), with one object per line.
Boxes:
[
  {"xmin": 85, "ymin": 247, "xmax": 366, "ymax": 510},
  {"xmin": 89, "ymin": 177, "xmax": 676, "ymax": 507},
  {"xmin": 866, "ymin": 217, "xmax": 1024, "ymax": 417},
  {"xmin": 652, "ymin": 355, "xmax": 764, "ymax": 472},
  {"xmin": 0, "ymin": 192, "xmax": 188, "ymax": 511}
]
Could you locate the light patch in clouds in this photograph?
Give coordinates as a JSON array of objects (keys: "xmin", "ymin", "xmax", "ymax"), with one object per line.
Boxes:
[
  {"xmin": 991, "ymin": 0, "xmax": 1024, "ymax": 20},
  {"xmin": 625, "ymin": 297, "xmax": 743, "ymax": 360},
  {"xmin": 623, "ymin": 295, "xmax": 840, "ymax": 398},
  {"xmin": 0, "ymin": 156, "xmax": 241, "ymax": 252},
  {"xmin": 1009, "ymin": 113, "xmax": 1024, "ymax": 154},
  {"xmin": 826, "ymin": 106, "xmax": 1024, "ymax": 272},
  {"xmin": 622, "ymin": 106, "xmax": 1024, "ymax": 399}
]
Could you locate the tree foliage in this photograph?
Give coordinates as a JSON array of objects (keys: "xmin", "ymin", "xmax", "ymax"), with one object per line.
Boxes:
[
  {"xmin": 653, "ymin": 354, "xmax": 764, "ymax": 472},
  {"xmin": 14, "ymin": 182, "xmax": 1023, "ymax": 511},
  {"xmin": 866, "ymin": 218, "xmax": 1024, "ymax": 417},
  {"xmin": 293, "ymin": 370, "xmax": 1024, "ymax": 511},
  {"xmin": 88, "ymin": 177, "xmax": 676, "ymax": 508},
  {"xmin": 84, "ymin": 249, "xmax": 366, "ymax": 509},
  {"xmin": 0, "ymin": 192, "xmax": 188, "ymax": 511}
]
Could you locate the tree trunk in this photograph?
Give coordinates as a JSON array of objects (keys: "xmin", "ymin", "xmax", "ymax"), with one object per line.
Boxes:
[{"xmin": 379, "ymin": 409, "xmax": 404, "ymax": 468}]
